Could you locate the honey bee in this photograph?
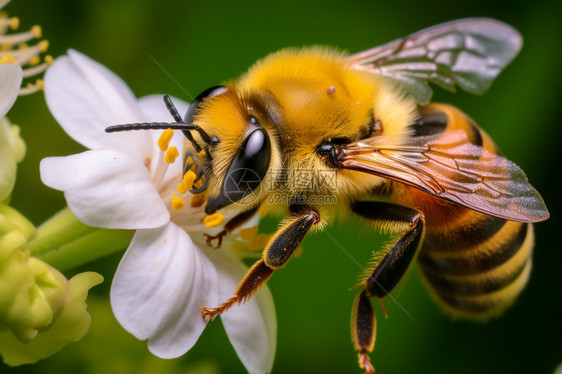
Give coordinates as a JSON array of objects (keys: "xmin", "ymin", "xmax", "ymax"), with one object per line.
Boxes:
[{"xmin": 107, "ymin": 18, "xmax": 549, "ymax": 373}]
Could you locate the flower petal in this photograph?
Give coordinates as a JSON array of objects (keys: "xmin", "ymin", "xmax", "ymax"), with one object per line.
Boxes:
[
  {"xmin": 40, "ymin": 149, "xmax": 169, "ymax": 229},
  {"xmin": 138, "ymin": 94, "xmax": 189, "ymax": 124},
  {"xmin": 214, "ymin": 253, "xmax": 277, "ymax": 374},
  {"xmin": 110, "ymin": 223, "xmax": 218, "ymax": 358},
  {"xmin": 0, "ymin": 63, "xmax": 22, "ymax": 118},
  {"xmin": 44, "ymin": 50, "xmax": 152, "ymax": 158}
]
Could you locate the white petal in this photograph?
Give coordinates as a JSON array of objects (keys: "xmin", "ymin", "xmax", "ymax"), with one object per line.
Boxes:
[
  {"xmin": 44, "ymin": 50, "xmax": 152, "ymax": 158},
  {"xmin": 138, "ymin": 94, "xmax": 189, "ymax": 123},
  {"xmin": 40, "ymin": 149, "xmax": 169, "ymax": 229},
  {"xmin": 0, "ymin": 63, "xmax": 22, "ymax": 118},
  {"xmin": 215, "ymin": 253, "xmax": 277, "ymax": 374},
  {"xmin": 110, "ymin": 223, "xmax": 218, "ymax": 357}
]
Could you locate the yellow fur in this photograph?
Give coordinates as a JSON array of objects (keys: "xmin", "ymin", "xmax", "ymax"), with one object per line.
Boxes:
[{"xmin": 192, "ymin": 47, "xmax": 418, "ymax": 221}]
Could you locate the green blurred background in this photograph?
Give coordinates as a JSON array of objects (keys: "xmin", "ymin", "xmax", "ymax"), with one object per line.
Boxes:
[{"xmin": 3, "ymin": 0, "xmax": 562, "ymax": 373}]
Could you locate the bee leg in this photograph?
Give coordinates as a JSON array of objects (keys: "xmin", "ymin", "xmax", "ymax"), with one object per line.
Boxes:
[
  {"xmin": 201, "ymin": 207, "xmax": 320, "ymax": 321},
  {"xmin": 204, "ymin": 206, "xmax": 259, "ymax": 249},
  {"xmin": 352, "ymin": 289, "xmax": 376, "ymax": 374},
  {"xmin": 350, "ymin": 201, "xmax": 425, "ymax": 373}
]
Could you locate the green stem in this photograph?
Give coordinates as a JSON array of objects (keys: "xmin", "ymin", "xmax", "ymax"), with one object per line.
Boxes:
[
  {"xmin": 23, "ymin": 208, "xmax": 132, "ymax": 271},
  {"xmin": 25, "ymin": 208, "xmax": 95, "ymax": 257},
  {"xmin": 40, "ymin": 228, "xmax": 131, "ymax": 271}
]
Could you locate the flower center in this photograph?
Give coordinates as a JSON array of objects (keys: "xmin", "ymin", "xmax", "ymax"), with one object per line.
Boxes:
[
  {"xmin": 153, "ymin": 130, "xmax": 224, "ymax": 231},
  {"xmin": 150, "ymin": 131, "xmax": 269, "ymax": 257}
]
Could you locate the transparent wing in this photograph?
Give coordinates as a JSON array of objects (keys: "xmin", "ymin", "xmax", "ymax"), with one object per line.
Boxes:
[
  {"xmin": 339, "ymin": 130, "xmax": 548, "ymax": 223},
  {"xmin": 347, "ymin": 18, "xmax": 522, "ymax": 104}
]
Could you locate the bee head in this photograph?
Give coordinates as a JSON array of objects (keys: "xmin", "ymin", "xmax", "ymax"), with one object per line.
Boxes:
[{"xmin": 190, "ymin": 87, "xmax": 277, "ymax": 214}]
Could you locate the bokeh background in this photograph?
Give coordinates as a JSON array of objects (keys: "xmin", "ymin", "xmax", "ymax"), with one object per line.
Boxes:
[{"xmin": 3, "ymin": 0, "xmax": 561, "ymax": 373}]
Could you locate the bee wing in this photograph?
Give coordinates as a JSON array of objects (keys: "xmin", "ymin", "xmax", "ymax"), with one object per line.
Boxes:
[
  {"xmin": 347, "ymin": 18, "xmax": 522, "ymax": 104},
  {"xmin": 339, "ymin": 130, "xmax": 549, "ymax": 223}
]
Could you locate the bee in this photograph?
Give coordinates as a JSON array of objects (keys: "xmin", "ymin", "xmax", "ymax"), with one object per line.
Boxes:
[{"xmin": 106, "ymin": 18, "xmax": 549, "ymax": 373}]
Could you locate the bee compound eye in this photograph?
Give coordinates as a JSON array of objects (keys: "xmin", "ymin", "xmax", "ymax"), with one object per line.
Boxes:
[
  {"xmin": 222, "ymin": 128, "xmax": 271, "ymax": 203},
  {"xmin": 184, "ymin": 85, "xmax": 228, "ymax": 123}
]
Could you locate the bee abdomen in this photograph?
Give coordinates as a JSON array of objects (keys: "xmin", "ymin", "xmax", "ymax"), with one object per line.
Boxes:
[{"xmin": 418, "ymin": 218, "xmax": 534, "ymax": 319}]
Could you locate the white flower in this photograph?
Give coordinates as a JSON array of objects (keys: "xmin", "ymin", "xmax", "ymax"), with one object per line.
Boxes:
[{"xmin": 40, "ymin": 50, "xmax": 276, "ymax": 373}]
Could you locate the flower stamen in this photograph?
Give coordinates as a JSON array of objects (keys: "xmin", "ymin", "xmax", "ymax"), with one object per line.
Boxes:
[
  {"xmin": 157, "ymin": 128, "xmax": 174, "ymax": 151},
  {"xmin": 18, "ymin": 78, "xmax": 44, "ymax": 95},
  {"xmin": 152, "ymin": 130, "xmax": 177, "ymax": 186},
  {"xmin": 203, "ymin": 213, "xmax": 224, "ymax": 229},
  {"xmin": 0, "ymin": 3, "xmax": 49, "ymax": 96},
  {"xmin": 22, "ymin": 55, "xmax": 52, "ymax": 77},
  {"xmin": 177, "ymin": 170, "xmax": 196, "ymax": 194},
  {"xmin": 0, "ymin": 24, "xmax": 39, "ymax": 45},
  {"xmin": 165, "ymin": 146, "xmax": 179, "ymax": 164},
  {"xmin": 172, "ymin": 197, "xmax": 185, "ymax": 211}
]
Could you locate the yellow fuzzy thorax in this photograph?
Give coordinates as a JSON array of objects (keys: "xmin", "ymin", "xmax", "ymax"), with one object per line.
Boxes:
[{"xmin": 191, "ymin": 47, "xmax": 418, "ymax": 218}]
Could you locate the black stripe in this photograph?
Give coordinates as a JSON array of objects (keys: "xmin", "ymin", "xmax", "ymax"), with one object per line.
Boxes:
[
  {"xmin": 421, "ymin": 259, "xmax": 527, "ymax": 296},
  {"xmin": 411, "ymin": 112, "xmax": 448, "ymax": 136},
  {"xmin": 419, "ymin": 223, "xmax": 527, "ymax": 275},
  {"xmin": 466, "ymin": 119, "xmax": 483, "ymax": 148},
  {"xmin": 438, "ymin": 294, "xmax": 498, "ymax": 313},
  {"xmin": 423, "ymin": 215, "xmax": 507, "ymax": 252}
]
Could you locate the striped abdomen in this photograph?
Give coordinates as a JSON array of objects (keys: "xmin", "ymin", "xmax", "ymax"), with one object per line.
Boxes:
[
  {"xmin": 392, "ymin": 103, "xmax": 534, "ymax": 318},
  {"xmin": 418, "ymin": 214, "xmax": 533, "ymax": 318}
]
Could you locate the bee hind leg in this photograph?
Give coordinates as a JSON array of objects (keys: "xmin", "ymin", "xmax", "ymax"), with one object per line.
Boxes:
[
  {"xmin": 350, "ymin": 201, "xmax": 425, "ymax": 373},
  {"xmin": 201, "ymin": 206, "xmax": 320, "ymax": 321}
]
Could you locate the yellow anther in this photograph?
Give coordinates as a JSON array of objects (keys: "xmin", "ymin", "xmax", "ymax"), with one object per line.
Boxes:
[
  {"xmin": 186, "ymin": 156, "xmax": 194, "ymax": 164},
  {"xmin": 240, "ymin": 226, "xmax": 259, "ymax": 240},
  {"xmin": 45, "ymin": 55, "xmax": 53, "ymax": 65},
  {"xmin": 190, "ymin": 193, "xmax": 206, "ymax": 207},
  {"xmin": 10, "ymin": 17, "xmax": 19, "ymax": 30},
  {"xmin": 165, "ymin": 146, "xmax": 179, "ymax": 164},
  {"xmin": 157, "ymin": 128, "xmax": 174, "ymax": 151},
  {"xmin": 204, "ymin": 213, "xmax": 224, "ymax": 229},
  {"xmin": 36, "ymin": 79, "xmax": 45, "ymax": 91},
  {"xmin": 176, "ymin": 182, "xmax": 188, "ymax": 195},
  {"xmin": 0, "ymin": 55, "xmax": 15, "ymax": 63},
  {"xmin": 18, "ymin": 42, "xmax": 28, "ymax": 50},
  {"xmin": 29, "ymin": 55, "xmax": 40, "ymax": 66},
  {"xmin": 183, "ymin": 170, "xmax": 196, "ymax": 188},
  {"xmin": 171, "ymin": 197, "xmax": 185, "ymax": 211},
  {"xmin": 249, "ymin": 234, "xmax": 270, "ymax": 251},
  {"xmin": 38, "ymin": 40, "xmax": 49, "ymax": 52},
  {"xmin": 0, "ymin": 43, "xmax": 13, "ymax": 51},
  {"xmin": 177, "ymin": 170, "xmax": 197, "ymax": 194},
  {"xmin": 31, "ymin": 25, "xmax": 42, "ymax": 38},
  {"xmin": 199, "ymin": 149, "xmax": 206, "ymax": 156}
]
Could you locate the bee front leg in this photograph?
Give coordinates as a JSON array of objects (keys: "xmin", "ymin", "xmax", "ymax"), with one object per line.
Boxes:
[
  {"xmin": 201, "ymin": 206, "xmax": 320, "ymax": 321},
  {"xmin": 204, "ymin": 206, "xmax": 259, "ymax": 249},
  {"xmin": 351, "ymin": 201, "xmax": 425, "ymax": 373}
]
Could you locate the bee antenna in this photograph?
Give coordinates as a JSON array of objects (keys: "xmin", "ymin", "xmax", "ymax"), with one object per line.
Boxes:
[
  {"xmin": 105, "ymin": 122, "xmax": 198, "ymax": 132},
  {"xmin": 164, "ymin": 95, "xmax": 220, "ymax": 148}
]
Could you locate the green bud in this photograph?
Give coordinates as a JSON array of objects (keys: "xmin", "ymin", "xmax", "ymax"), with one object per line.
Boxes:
[
  {"xmin": 0, "ymin": 117, "xmax": 26, "ymax": 203},
  {"xmin": 0, "ymin": 271, "xmax": 103, "ymax": 366},
  {"xmin": 0, "ymin": 204, "xmax": 103, "ymax": 366}
]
